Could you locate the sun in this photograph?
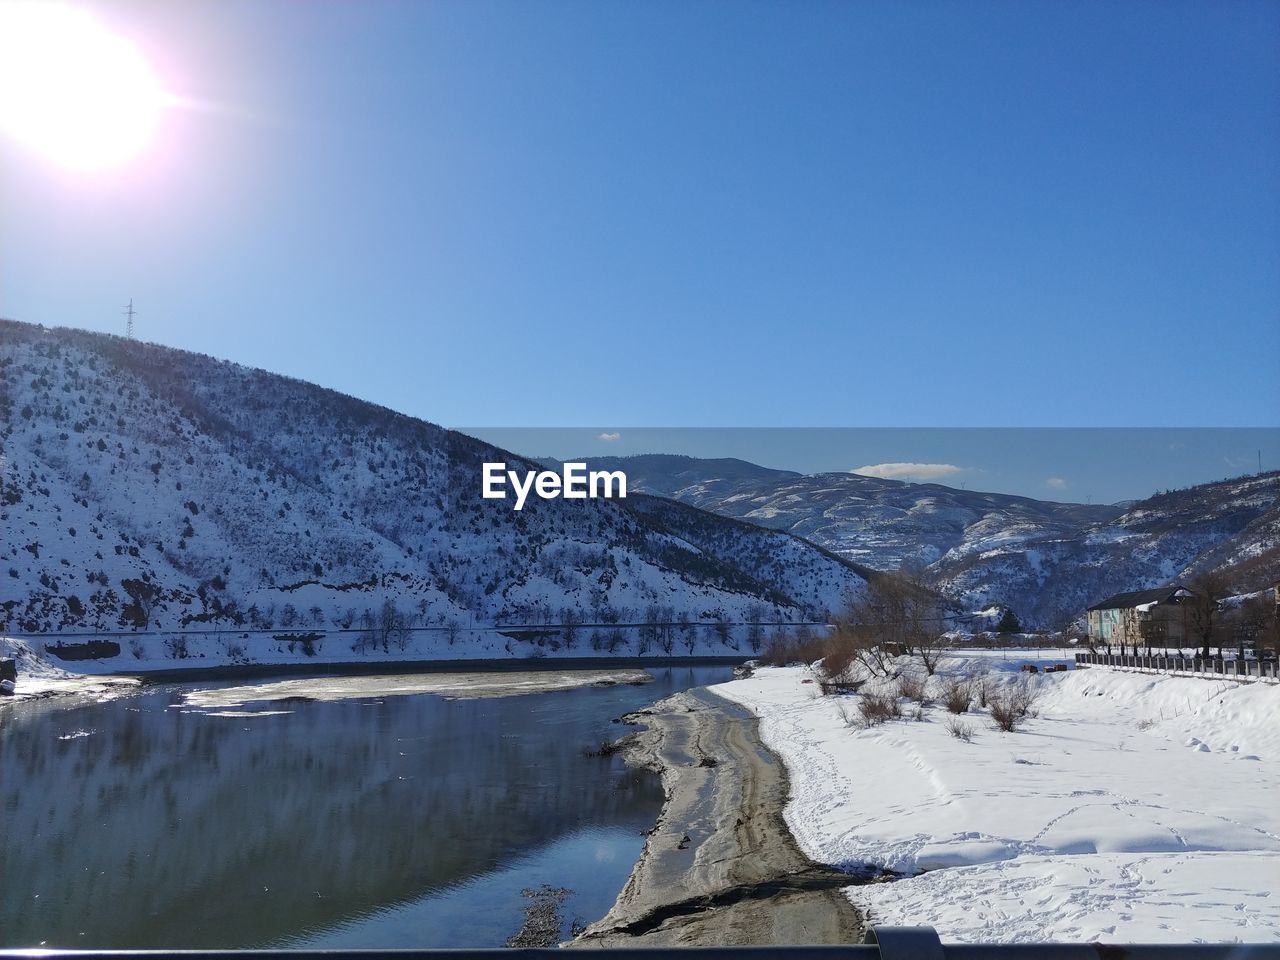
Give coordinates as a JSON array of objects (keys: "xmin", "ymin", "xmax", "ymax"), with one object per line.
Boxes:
[{"xmin": 0, "ymin": 2, "xmax": 168, "ymax": 171}]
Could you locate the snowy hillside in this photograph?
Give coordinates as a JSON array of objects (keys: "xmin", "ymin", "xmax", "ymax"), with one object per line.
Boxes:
[
  {"xmin": 0, "ymin": 320, "xmax": 868, "ymax": 663},
  {"xmin": 574, "ymin": 456, "xmax": 1121, "ymax": 571},
  {"xmin": 550, "ymin": 454, "xmax": 803, "ymax": 501},
  {"xmin": 933, "ymin": 474, "xmax": 1280, "ymax": 626},
  {"xmin": 717, "ymin": 656, "xmax": 1280, "ymax": 943},
  {"xmin": 575, "ymin": 455, "xmax": 1280, "ymax": 627}
]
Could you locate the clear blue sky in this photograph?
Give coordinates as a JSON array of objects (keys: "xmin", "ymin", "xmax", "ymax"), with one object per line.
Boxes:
[{"xmin": 3, "ymin": 0, "xmax": 1278, "ymax": 431}]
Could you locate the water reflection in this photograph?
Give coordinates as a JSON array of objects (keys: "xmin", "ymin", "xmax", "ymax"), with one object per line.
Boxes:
[{"xmin": 0, "ymin": 666, "xmax": 728, "ymax": 948}]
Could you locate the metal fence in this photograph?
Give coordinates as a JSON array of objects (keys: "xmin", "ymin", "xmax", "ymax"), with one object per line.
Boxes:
[
  {"xmin": 1075, "ymin": 651, "xmax": 1280, "ymax": 681},
  {"xmin": 3, "ymin": 927, "xmax": 1278, "ymax": 960}
]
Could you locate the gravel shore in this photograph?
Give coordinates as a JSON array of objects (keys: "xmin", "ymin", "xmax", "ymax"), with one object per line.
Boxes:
[{"xmin": 574, "ymin": 687, "xmax": 864, "ymax": 946}]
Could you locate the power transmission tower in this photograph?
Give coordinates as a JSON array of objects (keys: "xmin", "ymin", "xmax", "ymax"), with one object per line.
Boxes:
[{"xmin": 124, "ymin": 299, "xmax": 136, "ymax": 340}]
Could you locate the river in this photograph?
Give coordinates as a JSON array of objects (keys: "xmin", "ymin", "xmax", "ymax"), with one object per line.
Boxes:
[{"xmin": 0, "ymin": 664, "xmax": 732, "ymax": 948}]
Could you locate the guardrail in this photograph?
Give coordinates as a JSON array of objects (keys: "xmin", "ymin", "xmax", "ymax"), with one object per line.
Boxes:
[
  {"xmin": 1075, "ymin": 651, "xmax": 1280, "ymax": 680},
  {"xmin": 3, "ymin": 928, "xmax": 1279, "ymax": 960}
]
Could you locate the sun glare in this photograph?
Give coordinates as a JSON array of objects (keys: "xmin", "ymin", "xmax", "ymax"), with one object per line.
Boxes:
[{"xmin": 0, "ymin": 2, "xmax": 167, "ymax": 170}]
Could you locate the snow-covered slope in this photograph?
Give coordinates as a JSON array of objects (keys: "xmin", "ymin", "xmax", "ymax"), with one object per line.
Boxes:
[
  {"xmin": 549, "ymin": 454, "xmax": 803, "ymax": 501},
  {"xmin": 576, "ymin": 456, "xmax": 1121, "ymax": 571},
  {"xmin": 716, "ymin": 657, "xmax": 1280, "ymax": 943},
  {"xmin": 933, "ymin": 475, "xmax": 1280, "ymax": 626},
  {"xmin": 576, "ymin": 455, "xmax": 1280, "ymax": 627},
  {"xmin": 0, "ymin": 320, "xmax": 867, "ymax": 661}
]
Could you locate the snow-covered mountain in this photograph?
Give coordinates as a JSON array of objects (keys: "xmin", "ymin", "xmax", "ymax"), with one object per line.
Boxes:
[
  {"xmin": 0, "ymin": 321, "xmax": 868, "ymax": 657},
  {"xmin": 570, "ymin": 455, "xmax": 1123, "ymax": 571},
  {"xmin": 551, "ymin": 454, "xmax": 803, "ymax": 501},
  {"xmin": 933, "ymin": 473, "xmax": 1280, "ymax": 626},
  {"xmin": 571, "ymin": 455, "xmax": 1280, "ymax": 627}
]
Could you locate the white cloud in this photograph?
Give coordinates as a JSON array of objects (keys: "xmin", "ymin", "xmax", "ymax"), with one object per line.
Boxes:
[
  {"xmin": 597, "ymin": 432, "xmax": 621, "ymax": 442},
  {"xmin": 852, "ymin": 462, "xmax": 964, "ymax": 483},
  {"xmin": 1046, "ymin": 477, "xmax": 1068, "ymax": 490}
]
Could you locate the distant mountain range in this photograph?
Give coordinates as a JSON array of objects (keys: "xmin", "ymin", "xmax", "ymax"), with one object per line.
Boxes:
[
  {"xmin": 569, "ymin": 455, "xmax": 1280, "ymax": 626},
  {"xmin": 4, "ymin": 318, "xmax": 1275, "ymax": 658},
  {"xmin": 0, "ymin": 320, "xmax": 868, "ymax": 654}
]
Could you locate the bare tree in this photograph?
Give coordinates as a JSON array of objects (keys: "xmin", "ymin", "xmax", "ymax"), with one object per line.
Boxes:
[
  {"xmin": 678, "ymin": 611, "xmax": 697, "ymax": 655},
  {"xmin": 639, "ymin": 604, "xmax": 662, "ymax": 655},
  {"xmin": 1185, "ymin": 572, "xmax": 1228, "ymax": 659},
  {"xmin": 120, "ymin": 578, "xmax": 158, "ymax": 629},
  {"xmin": 354, "ymin": 608, "xmax": 378, "ymax": 654},
  {"xmin": 442, "ymin": 617, "xmax": 460, "ymax": 646},
  {"xmin": 746, "ymin": 604, "xmax": 766, "ymax": 654},
  {"xmin": 841, "ymin": 571, "xmax": 951, "ymax": 675},
  {"xmin": 657, "ymin": 606, "xmax": 676, "ymax": 656},
  {"xmin": 560, "ymin": 607, "xmax": 580, "ymax": 650},
  {"xmin": 712, "ymin": 613, "xmax": 734, "ymax": 649},
  {"xmin": 1119, "ymin": 606, "xmax": 1143, "ymax": 657},
  {"xmin": 355, "ymin": 600, "xmax": 409, "ymax": 653}
]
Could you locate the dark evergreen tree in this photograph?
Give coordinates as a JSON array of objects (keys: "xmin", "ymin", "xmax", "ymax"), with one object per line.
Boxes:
[{"xmin": 996, "ymin": 608, "xmax": 1023, "ymax": 634}]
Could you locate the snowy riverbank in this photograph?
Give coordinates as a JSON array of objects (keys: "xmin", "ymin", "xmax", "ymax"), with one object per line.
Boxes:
[
  {"xmin": 12, "ymin": 627, "xmax": 769, "ymax": 678},
  {"xmin": 713, "ymin": 652, "xmax": 1280, "ymax": 943},
  {"xmin": 0, "ymin": 636, "xmax": 141, "ymax": 704},
  {"xmin": 576, "ymin": 688, "xmax": 860, "ymax": 945},
  {"xmin": 1, "ymin": 632, "xmax": 749, "ymax": 706}
]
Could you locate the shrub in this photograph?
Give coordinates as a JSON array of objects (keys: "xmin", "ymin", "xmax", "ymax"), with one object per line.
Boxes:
[
  {"xmin": 759, "ymin": 633, "xmax": 828, "ymax": 667},
  {"xmin": 989, "ymin": 693, "xmax": 1021, "ymax": 732},
  {"xmin": 989, "ymin": 678, "xmax": 1040, "ymax": 732},
  {"xmin": 1009, "ymin": 676, "xmax": 1041, "ymax": 718},
  {"xmin": 975, "ymin": 675, "xmax": 990, "ymax": 708},
  {"xmin": 896, "ymin": 671, "xmax": 928, "ymax": 703},
  {"xmin": 857, "ymin": 692, "xmax": 902, "ymax": 727},
  {"xmin": 818, "ymin": 628, "xmax": 862, "ymax": 681},
  {"xmin": 941, "ymin": 677, "xmax": 972, "ymax": 714},
  {"xmin": 946, "ymin": 718, "xmax": 974, "ymax": 742}
]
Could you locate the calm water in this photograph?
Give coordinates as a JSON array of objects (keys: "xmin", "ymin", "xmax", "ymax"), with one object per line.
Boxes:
[{"xmin": 0, "ymin": 665, "xmax": 731, "ymax": 948}]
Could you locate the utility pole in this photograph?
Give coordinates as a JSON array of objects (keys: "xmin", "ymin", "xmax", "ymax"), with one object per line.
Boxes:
[{"xmin": 124, "ymin": 299, "xmax": 136, "ymax": 340}]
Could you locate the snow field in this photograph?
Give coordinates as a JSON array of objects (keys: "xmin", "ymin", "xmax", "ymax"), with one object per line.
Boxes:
[{"xmin": 714, "ymin": 654, "xmax": 1280, "ymax": 942}]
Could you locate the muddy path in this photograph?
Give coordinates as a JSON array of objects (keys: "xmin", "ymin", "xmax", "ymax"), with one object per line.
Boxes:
[{"xmin": 574, "ymin": 688, "xmax": 867, "ymax": 945}]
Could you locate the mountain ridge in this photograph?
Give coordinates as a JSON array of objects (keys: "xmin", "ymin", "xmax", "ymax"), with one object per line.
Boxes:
[
  {"xmin": 567, "ymin": 454, "xmax": 1280, "ymax": 626},
  {"xmin": 0, "ymin": 320, "xmax": 868, "ymax": 662}
]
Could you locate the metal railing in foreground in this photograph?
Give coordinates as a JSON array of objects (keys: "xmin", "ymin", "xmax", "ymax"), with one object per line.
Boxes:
[{"xmin": 3, "ymin": 927, "xmax": 1279, "ymax": 960}]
